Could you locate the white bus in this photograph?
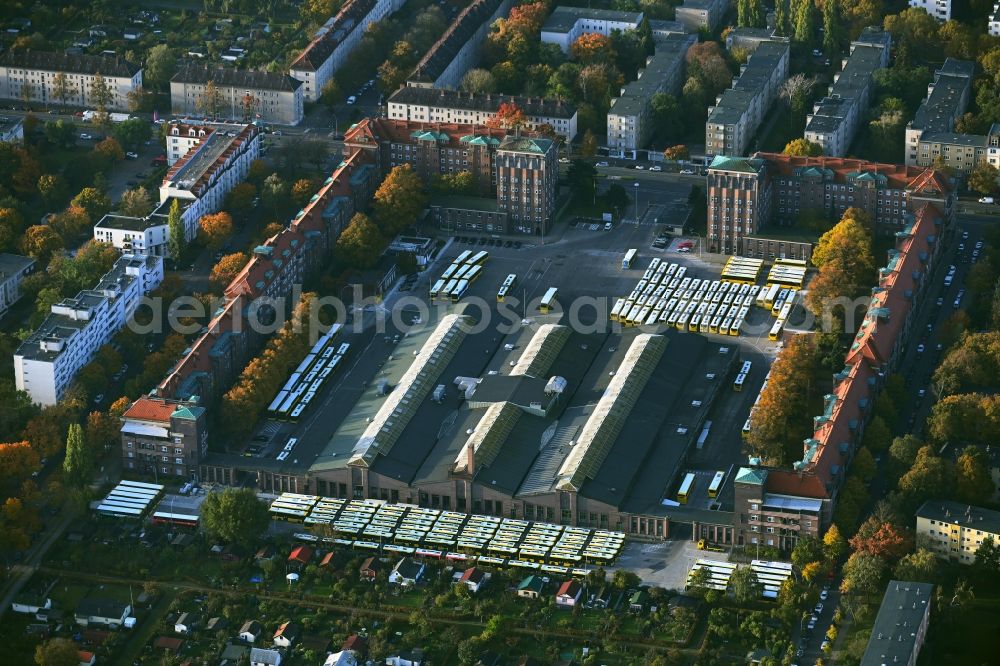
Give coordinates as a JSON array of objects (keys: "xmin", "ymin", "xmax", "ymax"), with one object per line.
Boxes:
[
  {"xmin": 467, "ymin": 250, "xmax": 489, "ymax": 265},
  {"xmin": 677, "ymin": 473, "xmax": 696, "ymax": 504},
  {"xmin": 430, "ymin": 279, "xmax": 446, "ymax": 299},
  {"xmin": 708, "ymin": 471, "xmax": 725, "ymax": 498},
  {"xmin": 622, "ymin": 248, "xmax": 638, "ymax": 270},
  {"xmin": 539, "ymin": 287, "xmax": 558, "ymax": 313},
  {"xmin": 455, "ymin": 250, "xmax": 473, "ymax": 265}
]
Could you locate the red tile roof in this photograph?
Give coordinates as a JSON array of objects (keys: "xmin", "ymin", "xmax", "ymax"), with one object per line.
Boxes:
[
  {"xmin": 755, "ymin": 152, "xmax": 953, "ymax": 195},
  {"xmin": 557, "ymin": 579, "xmax": 581, "ymax": 598},
  {"xmin": 122, "ymin": 397, "xmax": 176, "ymax": 423},
  {"xmin": 288, "ymin": 545, "xmax": 313, "ymax": 563},
  {"xmin": 162, "ymin": 124, "xmax": 260, "ymax": 198},
  {"xmin": 344, "ymin": 117, "xmax": 510, "ymax": 150}
]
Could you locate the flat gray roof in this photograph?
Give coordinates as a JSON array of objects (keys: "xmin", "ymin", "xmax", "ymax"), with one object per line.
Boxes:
[
  {"xmin": 861, "ymin": 581, "xmax": 933, "ymax": 666},
  {"xmin": 0, "ymin": 253, "xmax": 34, "ymax": 280},
  {"xmin": 541, "ymin": 6, "xmax": 642, "ymax": 34},
  {"xmin": 167, "ymin": 131, "xmax": 233, "ymax": 191}
]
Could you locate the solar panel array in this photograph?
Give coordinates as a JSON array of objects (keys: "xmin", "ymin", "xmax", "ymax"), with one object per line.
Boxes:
[{"xmin": 96, "ymin": 480, "xmax": 164, "ymax": 518}]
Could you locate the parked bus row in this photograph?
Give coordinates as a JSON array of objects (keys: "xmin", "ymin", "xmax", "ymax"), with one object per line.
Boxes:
[
  {"xmin": 741, "ymin": 367, "xmax": 772, "ymax": 438},
  {"xmin": 431, "ymin": 251, "xmax": 490, "ymax": 301},
  {"xmin": 767, "ymin": 289, "xmax": 798, "ymax": 341},
  {"xmin": 267, "ymin": 341, "xmax": 352, "ymax": 421},
  {"xmin": 766, "ymin": 258, "xmax": 808, "ymax": 288},
  {"xmin": 720, "ymin": 256, "xmax": 764, "ymax": 284},
  {"xmin": 266, "ymin": 326, "xmax": 343, "ymax": 419},
  {"xmin": 733, "ymin": 359, "xmax": 752, "ymax": 391}
]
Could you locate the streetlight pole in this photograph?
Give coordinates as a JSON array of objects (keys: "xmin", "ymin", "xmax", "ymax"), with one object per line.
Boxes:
[{"xmin": 633, "ymin": 182, "xmax": 640, "ymax": 223}]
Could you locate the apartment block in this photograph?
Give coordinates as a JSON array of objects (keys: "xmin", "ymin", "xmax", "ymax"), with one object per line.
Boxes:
[
  {"xmin": 804, "ymin": 30, "xmax": 891, "ymax": 156},
  {"xmin": 861, "ymin": 581, "xmax": 933, "ymax": 666},
  {"xmin": 908, "ymin": 0, "xmax": 951, "ymax": 21},
  {"xmin": 93, "ymin": 198, "xmax": 176, "ymax": 257},
  {"xmin": 724, "ymin": 27, "xmax": 788, "ymax": 53},
  {"xmin": 540, "ymin": 7, "xmax": 643, "ymax": 53},
  {"xmin": 495, "ymin": 135, "xmax": 558, "ymax": 235},
  {"xmin": 732, "ymin": 202, "xmax": 945, "ymax": 548},
  {"xmin": 406, "ymin": 0, "xmax": 514, "ymax": 89},
  {"xmin": 705, "ymin": 41, "xmax": 789, "ymax": 159},
  {"xmin": 675, "ymin": 0, "xmax": 729, "ymax": 32},
  {"xmin": 706, "ymin": 153, "xmax": 954, "ymax": 254},
  {"xmin": 0, "ymin": 254, "xmax": 36, "ymax": 318},
  {"xmin": 991, "ymin": 3, "xmax": 1000, "ymax": 37},
  {"xmin": 0, "ymin": 116, "xmax": 24, "ymax": 143},
  {"xmin": 289, "ymin": 0, "xmax": 407, "ymax": 102},
  {"xmin": 120, "ymin": 397, "xmax": 207, "ymax": 479},
  {"xmin": 158, "ymin": 123, "xmax": 261, "ymax": 241},
  {"xmin": 607, "ymin": 33, "xmax": 696, "ymax": 155},
  {"xmin": 0, "ymin": 51, "xmax": 141, "ymax": 111},
  {"xmin": 387, "ymin": 87, "xmax": 578, "ymax": 141},
  {"xmin": 170, "ymin": 64, "xmax": 304, "ymax": 125},
  {"xmin": 14, "ymin": 254, "xmax": 164, "ymax": 406},
  {"xmin": 165, "ymin": 123, "xmax": 212, "ymax": 165},
  {"xmin": 906, "ymin": 58, "xmax": 974, "ymax": 167},
  {"xmin": 916, "ymin": 500, "xmax": 1000, "ymax": 564}
]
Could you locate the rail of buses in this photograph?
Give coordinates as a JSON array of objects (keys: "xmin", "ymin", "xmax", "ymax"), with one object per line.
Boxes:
[
  {"xmin": 267, "ymin": 493, "xmax": 625, "ymax": 578},
  {"xmin": 675, "ymin": 470, "xmax": 727, "ymax": 505},
  {"xmin": 429, "ymin": 250, "xmax": 489, "ymax": 302},
  {"xmin": 265, "ymin": 325, "xmax": 352, "ymax": 426},
  {"xmin": 610, "ymin": 256, "xmax": 805, "ymax": 340}
]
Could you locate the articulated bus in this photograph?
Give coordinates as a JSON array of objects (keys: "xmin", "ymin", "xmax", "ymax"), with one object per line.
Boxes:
[
  {"xmin": 467, "ymin": 250, "xmax": 489, "ymax": 265},
  {"xmin": 450, "ymin": 279, "xmax": 469, "ymax": 302},
  {"xmin": 622, "ymin": 248, "xmax": 638, "ymax": 270},
  {"xmin": 497, "ymin": 273, "xmax": 517, "ymax": 301},
  {"xmin": 740, "ymin": 360, "xmax": 752, "ymax": 375},
  {"xmin": 539, "ymin": 287, "xmax": 558, "ymax": 313},
  {"xmin": 708, "ymin": 471, "xmax": 725, "ymax": 498},
  {"xmin": 769, "ymin": 319, "xmax": 784, "ymax": 341},
  {"xmin": 677, "ymin": 473, "xmax": 696, "ymax": 504}
]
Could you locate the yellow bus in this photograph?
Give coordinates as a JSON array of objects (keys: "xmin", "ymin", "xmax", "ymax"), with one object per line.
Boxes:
[
  {"xmin": 539, "ymin": 287, "xmax": 558, "ymax": 313},
  {"xmin": 708, "ymin": 471, "xmax": 725, "ymax": 498},
  {"xmin": 677, "ymin": 473, "xmax": 696, "ymax": 504},
  {"xmin": 769, "ymin": 319, "xmax": 784, "ymax": 341}
]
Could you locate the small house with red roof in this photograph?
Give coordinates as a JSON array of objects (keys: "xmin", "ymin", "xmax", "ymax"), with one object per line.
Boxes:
[
  {"xmin": 287, "ymin": 546, "xmax": 313, "ymax": 569},
  {"xmin": 555, "ymin": 579, "xmax": 582, "ymax": 608}
]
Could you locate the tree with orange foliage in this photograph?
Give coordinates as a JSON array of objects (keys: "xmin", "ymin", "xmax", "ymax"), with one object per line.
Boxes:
[
  {"xmin": 198, "ymin": 212, "xmax": 234, "ymax": 251},
  {"xmin": 211, "ymin": 252, "xmax": 249, "ymax": 288},
  {"xmin": 850, "ymin": 514, "xmax": 912, "ymax": 559},
  {"xmin": 571, "ymin": 33, "xmax": 616, "ymax": 64},
  {"xmin": 0, "ymin": 442, "xmax": 40, "ymax": 496},
  {"xmin": 93, "ymin": 136, "xmax": 124, "ymax": 163},
  {"xmin": 663, "ymin": 145, "xmax": 690, "ymax": 161},
  {"xmin": 485, "ymin": 102, "xmax": 526, "ymax": 130}
]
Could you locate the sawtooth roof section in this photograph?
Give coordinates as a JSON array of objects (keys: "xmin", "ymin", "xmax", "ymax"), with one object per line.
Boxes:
[{"xmin": 510, "ymin": 324, "xmax": 570, "ymax": 376}]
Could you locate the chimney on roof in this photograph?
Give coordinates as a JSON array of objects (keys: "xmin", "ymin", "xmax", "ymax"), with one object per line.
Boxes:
[{"xmin": 466, "ymin": 443, "xmax": 474, "ymax": 476}]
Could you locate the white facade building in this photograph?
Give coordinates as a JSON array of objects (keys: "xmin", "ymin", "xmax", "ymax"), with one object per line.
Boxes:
[
  {"xmin": 0, "ymin": 51, "xmax": 142, "ymax": 111},
  {"xmin": 803, "ymin": 30, "xmax": 891, "ymax": 157},
  {"xmin": 908, "ymin": 0, "xmax": 951, "ymax": 21},
  {"xmin": 990, "ymin": 3, "xmax": 1000, "ymax": 37},
  {"xmin": 170, "ymin": 65, "xmax": 303, "ymax": 126},
  {"xmin": 0, "ymin": 254, "xmax": 36, "ymax": 318},
  {"xmin": 290, "ymin": 0, "xmax": 408, "ymax": 102},
  {"xmin": 540, "ymin": 7, "xmax": 643, "ymax": 53},
  {"xmin": 387, "ymin": 87, "xmax": 578, "ymax": 140},
  {"xmin": 14, "ymin": 254, "xmax": 164, "ymax": 405},
  {"xmin": 158, "ymin": 123, "xmax": 261, "ymax": 242}
]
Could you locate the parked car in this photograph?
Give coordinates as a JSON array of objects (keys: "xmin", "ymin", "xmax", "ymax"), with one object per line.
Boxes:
[
  {"xmin": 79, "ymin": 133, "xmax": 93, "ymax": 140},
  {"xmin": 604, "ymin": 222, "xmax": 613, "ymax": 231},
  {"xmin": 979, "ymin": 196, "xmax": 994, "ymax": 204},
  {"xmin": 125, "ymin": 151, "xmax": 138, "ymax": 159},
  {"xmin": 680, "ymin": 168, "xmax": 696, "ymax": 174},
  {"xmin": 595, "ymin": 161, "xmax": 609, "ymax": 167}
]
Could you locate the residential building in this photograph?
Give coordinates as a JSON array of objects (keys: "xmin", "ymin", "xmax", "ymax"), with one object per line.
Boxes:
[
  {"xmin": 385, "ymin": 649, "xmax": 425, "ymax": 666},
  {"xmin": 387, "ymin": 87, "xmax": 578, "ymax": 141},
  {"xmin": 272, "ymin": 621, "xmax": 300, "ymax": 648},
  {"xmin": 389, "ymin": 557, "xmax": 426, "ymax": 586},
  {"xmin": 861, "ymin": 581, "xmax": 932, "ymax": 666},
  {"xmin": 406, "ymin": 0, "xmax": 514, "ymax": 89},
  {"xmin": 287, "ymin": 546, "xmax": 313, "ymax": 569},
  {"xmin": 74, "ymin": 598, "xmax": 131, "ymax": 628},
  {"xmin": 165, "ymin": 123, "xmax": 212, "ymax": 165},
  {"xmin": 915, "ymin": 500, "xmax": 1000, "ymax": 564},
  {"xmin": 324, "ymin": 651, "xmax": 358, "ymax": 666},
  {"xmin": 739, "ymin": 236, "xmax": 813, "ymax": 262},
  {"xmin": 0, "ymin": 253, "xmax": 36, "ymax": 318},
  {"xmin": 93, "ymin": 198, "xmax": 177, "ymax": 257},
  {"xmin": 158, "ymin": 123, "xmax": 261, "ymax": 241},
  {"xmin": 289, "ymin": 0, "xmax": 408, "ymax": 102},
  {"xmin": 359, "ymin": 556, "xmax": 381, "ymax": 581},
  {"xmin": 14, "ymin": 254, "xmax": 164, "ymax": 406},
  {"xmin": 730, "ymin": 200, "xmax": 946, "ymax": 549},
  {"xmin": 516, "ymin": 575, "xmax": 544, "ymax": 599},
  {"xmin": 724, "ymin": 27, "xmax": 787, "ymax": 53},
  {"xmin": 457, "ymin": 567, "xmax": 489, "ymax": 593},
  {"xmin": 649, "ymin": 19, "xmax": 687, "ymax": 40},
  {"xmin": 0, "ymin": 51, "xmax": 141, "ymax": 110},
  {"xmin": 706, "ymin": 153, "xmax": 955, "ymax": 254},
  {"xmin": 540, "ymin": 7, "xmax": 643, "ymax": 53},
  {"xmin": 0, "ymin": 115, "xmax": 24, "ymax": 143},
  {"xmin": 607, "ymin": 33, "xmax": 696, "ymax": 155},
  {"xmin": 11, "ymin": 591, "xmax": 51, "ymax": 615},
  {"xmin": 675, "ymin": 0, "xmax": 729, "ymax": 32},
  {"xmin": 174, "ymin": 612, "xmax": 199, "ymax": 634},
  {"xmin": 905, "ymin": 59, "xmax": 975, "ymax": 169},
  {"xmin": 170, "ymin": 64, "xmax": 304, "ymax": 125},
  {"xmin": 705, "ymin": 41, "xmax": 790, "ymax": 159},
  {"xmin": 908, "ymin": 0, "xmax": 951, "ymax": 21},
  {"xmin": 555, "ymin": 579, "xmax": 583, "ymax": 607},
  {"xmin": 239, "ymin": 620, "xmax": 263, "ymax": 643},
  {"xmin": 119, "ymin": 396, "xmax": 207, "ymax": 480},
  {"xmin": 249, "ymin": 647, "xmax": 282, "ymax": 666},
  {"xmin": 78, "ymin": 651, "xmax": 96, "ymax": 666},
  {"xmin": 910, "ymin": 124, "xmax": 1000, "ymax": 177},
  {"xmin": 991, "ymin": 3, "xmax": 1000, "ymax": 37},
  {"xmin": 804, "ymin": 30, "xmax": 891, "ymax": 156}
]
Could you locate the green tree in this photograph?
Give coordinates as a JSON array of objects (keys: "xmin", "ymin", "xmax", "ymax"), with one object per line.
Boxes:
[
  {"xmin": 895, "ymin": 445, "xmax": 956, "ymax": 514},
  {"xmin": 793, "ymin": 0, "xmax": 814, "ymax": 46},
  {"xmin": 840, "ymin": 551, "xmax": 886, "ymax": 598},
  {"xmin": 34, "ymin": 637, "xmax": 79, "ymax": 666},
  {"xmin": 783, "ymin": 138, "xmax": 823, "ymax": 156},
  {"xmin": 167, "ymin": 198, "xmax": 185, "ymax": 262},
  {"xmin": 861, "ymin": 415, "xmax": 891, "ymax": 452},
  {"xmin": 336, "ymin": 213, "xmax": 384, "ymax": 269},
  {"xmin": 37, "ymin": 174, "xmax": 68, "ymax": 208},
  {"xmin": 852, "ymin": 447, "xmax": 877, "ymax": 480},
  {"xmin": 43, "ymin": 120, "xmax": 76, "ymax": 148},
  {"xmin": 51, "ymin": 72, "xmax": 71, "ymax": 107},
  {"xmin": 112, "ymin": 118, "xmax": 152, "ymax": 149},
  {"xmin": 969, "ymin": 162, "xmax": 1000, "ymax": 196},
  {"xmin": 730, "ymin": 565, "xmax": 762, "ymax": 603},
  {"xmin": 954, "ymin": 445, "xmax": 995, "ymax": 505},
  {"xmin": 791, "ymin": 535, "xmax": 823, "ymax": 568},
  {"xmin": 580, "ymin": 129, "xmax": 598, "ymax": 157},
  {"xmin": 372, "ymin": 164, "xmax": 427, "ymax": 236},
  {"xmin": 893, "ymin": 548, "xmax": 938, "ymax": 583},
  {"xmin": 200, "ymin": 487, "xmax": 270, "ymax": 547},
  {"xmin": 973, "ymin": 535, "xmax": 1000, "ymax": 576},
  {"xmin": 62, "ymin": 423, "xmax": 90, "ymax": 487},
  {"xmin": 822, "ymin": 0, "xmax": 842, "ymax": 55},
  {"xmin": 822, "ymin": 524, "xmax": 847, "ymax": 562},
  {"xmin": 145, "ymin": 44, "xmax": 177, "ymax": 89},
  {"xmin": 71, "ymin": 187, "xmax": 112, "ymax": 221},
  {"xmin": 88, "ymin": 74, "xmax": 113, "ymax": 126},
  {"xmin": 774, "ymin": 0, "xmax": 790, "ymax": 36},
  {"xmin": 119, "ymin": 187, "xmax": 153, "ymax": 217}
]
